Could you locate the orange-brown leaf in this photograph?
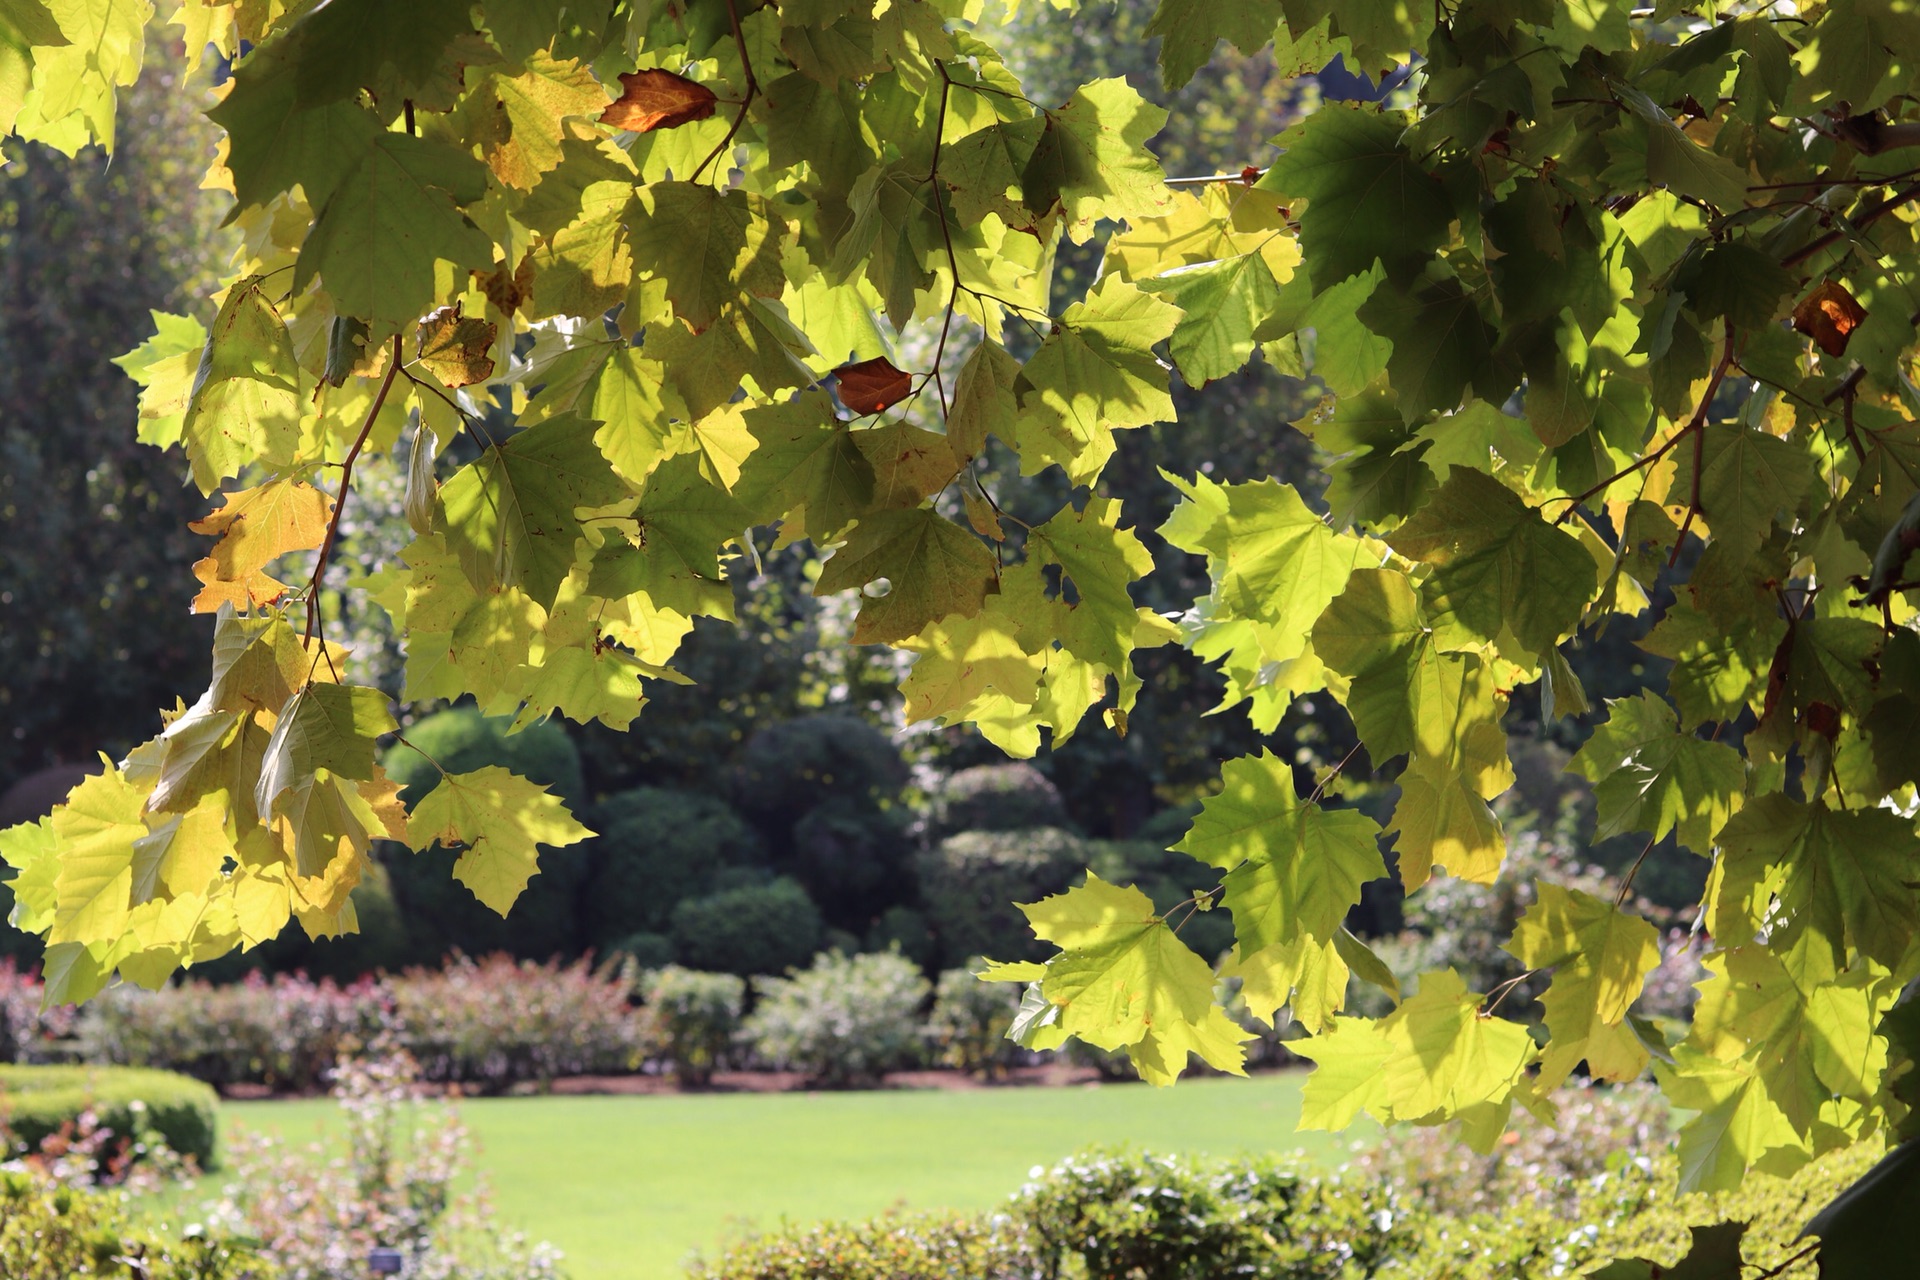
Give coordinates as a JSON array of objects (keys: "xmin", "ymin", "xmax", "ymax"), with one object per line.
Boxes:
[
  {"xmin": 475, "ymin": 257, "xmax": 535, "ymax": 317},
  {"xmin": 188, "ymin": 479, "xmax": 334, "ymax": 613},
  {"xmin": 834, "ymin": 357, "xmax": 913, "ymax": 415},
  {"xmin": 599, "ymin": 69, "xmax": 718, "ymax": 134},
  {"xmin": 416, "ymin": 304, "xmax": 498, "ymax": 388},
  {"xmin": 1792, "ymin": 280, "xmax": 1869, "ymax": 358}
]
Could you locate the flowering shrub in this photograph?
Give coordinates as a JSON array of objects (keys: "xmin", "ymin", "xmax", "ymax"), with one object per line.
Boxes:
[
  {"xmin": 744, "ymin": 950, "xmax": 929, "ymax": 1086},
  {"xmin": 0, "ymin": 1168, "xmax": 266, "ymax": 1280},
  {"xmin": 202, "ymin": 1046, "xmax": 567, "ymax": 1280},
  {"xmin": 640, "ymin": 966, "xmax": 745, "ymax": 1087},
  {"xmin": 925, "ymin": 965, "xmax": 1019, "ymax": 1077}
]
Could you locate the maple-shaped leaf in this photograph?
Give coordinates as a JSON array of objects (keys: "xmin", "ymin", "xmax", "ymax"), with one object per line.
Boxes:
[
  {"xmin": 856, "ymin": 423, "xmax": 964, "ymax": 509},
  {"xmin": 732, "ymin": 393, "xmax": 874, "ymax": 535},
  {"xmin": 180, "ymin": 274, "xmax": 302, "ymax": 494},
  {"xmin": 479, "ymin": 54, "xmax": 608, "ymax": 190},
  {"xmin": 1378, "ymin": 968, "xmax": 1536, "ymax": 1119},
  {"xmin": 898, "ymin": 603, "xmax": 1043, "ymax": 725},
  {"xmin": 1225, "ymin": 932, "xmax": 1352, "ymax": 1033},
  {"xmin": 586, "ymin": 453, "xmax": 747, "ymax": 618},
  {"xmin": 1568, "ymin": 692, "xmax": 1744, "ymax": 854},
  {"xmin": 415, "ymin": 304, "xmax": 497, "ymax": 388},
  {"xmin": 47, "ymin": 765, "xmax": 147, "ymax": 947},
  {"xmin": 1655, "ymin": 1045, "xmax": 1808, "ymax": 1192},
  {"xmin": 1258, "ymin": 105, "xmax": 1453, "ymax": 286},
  {"xmin": 1175, "ymin": 750, "xmax": 1385, "ymax": 951},
  {"xmin": 1, "ymin": 817, "xmax": 60, "ymax": 937},
  {"xmin": 1025, "ymin": 496, "xmax": 1155, "ymax": 672},
  {"xmin": 112, "ymin": 311, "xmax": 206, "ymax": 452},
  {"xmin": 1141, "ymin": 251, "xmax": 1285, "ymax": 385},
  {"xmin": 1019, "ymin": 77, "xmax": 1172, "ymax": 242},
  {"xmin": 1793, "ymin": 279, "xmax": 1869, "ymax": 358},
  {"xmin": 629, "ymin": 183, "xmax": 787, "ymax": 334},
  {"xmin": 1388, "ymin": 753, "xmax": 1507, "ymax": 888},
  {"xmin": 1386, "ymin": 467, "xmax": 1596, "ymax": 661},
  {"xmin": 1291, "ymin": 1013, "xmax": 1394, "ymax": 1130},
  {"xmin": 833, "ymin": 356, "xmax": 912, "ymax": 415},
  {"xmin": 1143, "ymin": 0, "xmax": 1285, "ymax": 89},
  {"xmin": 1011, "ymin": 872, "xmax": 1251, "ymax": 1084},
  {"xmin": 186, "ymin": 479, "xmax": 334, "ymax": 614},
  {"xmin": 1505, "ymin": 883, "xmax": 1662, "ymax": 1087},
  {"xmin": 207, "ymin": 606, "xmax": 322, "ymax": 719},
  {"xmin": 405, "ymin": 766, "xmax": 594, "ymax": 915},
  {"xmin": 1714, "ymin": 794, "xmax": 1919, "ymax": 969},
  {"xmin": 815, "ymin": 508, "xmax": 999, "ymax": 645},
  {"xmin": 599, "ymin": 68, "xmax": 718, "ymax": 133},
  {"xmin": 295, "ymin": 133, "xmax": 495, "ymax": 335},
  {"xmin": 947, "ymin": 338, "xmax": 1023, "ymax": 459},
  {"xmin": 254, "ymin": 683, "xmax": 397, "ymax": 821},
  {"xmin": 1668, "ymin": 424, "xmax": 1816, "ymax": 568},
  {"xmin": 438, "ymin": 412, "xmax": 631, "ymax": 610},
  {"xmin": 1014, "ymin": 274, "xmax": 1180, "ymax": 484}
]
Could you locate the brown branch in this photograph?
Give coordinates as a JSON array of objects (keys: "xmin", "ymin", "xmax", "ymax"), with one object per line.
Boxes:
[
  {"xmin": 1163, "ymin": 168, "xmax": 1268, "ymax": 187},
  {"xmin": 1669, "ymin": 325, "xmax": 1740, "ymax": 567},
  {"xmin": 927, "ymin": 63, "xmax": 960, "ymax": 420},
  {"xmin": 1781, "ymin": 180, "xmax": 1920, "ymax": 267},
  {"xmin": 304, "ymin": 333, "xmax": 403, "ymax": 649},
  {"xmin": 690, "ymin": 0, "xmax": 757, "ymax": 185}
]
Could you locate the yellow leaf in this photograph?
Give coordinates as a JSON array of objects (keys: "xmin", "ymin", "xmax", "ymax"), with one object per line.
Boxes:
[{"xmin": 188, "ymin": 479, "xmax": 334, "ymax": 613}]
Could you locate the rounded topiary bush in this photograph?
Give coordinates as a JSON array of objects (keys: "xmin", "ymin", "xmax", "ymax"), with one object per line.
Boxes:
[
  {"xmin": 380, "ymin": 708, "xmax": 590, "ymax": 964},
  {"xmin": 585, "ymin": 788, "xmax": 765, "ymax": 949},
  {"xmin": 915, "ymin": 828, "xmax": 1087, "ymax": 967},
  {"xmin": 925, "ymin": 764, "xmax": 1071, "ymax": 841},
  {"xmin": 733, "ymin": 715, "xmax": 908, "ymax": 830},
  {"xmin": 671, "ymin": 877, "xmax": 823, "ymax": 976},
  {"xmin": 789, "ymin": 797, "xmax": 912, "ymax": 930},
  {"xmin": 0, "ymin": 1065, "xmax": 218, "ymax": 1170}
]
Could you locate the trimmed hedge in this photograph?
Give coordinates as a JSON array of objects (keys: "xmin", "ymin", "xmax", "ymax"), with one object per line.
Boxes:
[
  {"xmin": 672, "ymin": 877, "xmax": 824, "ymax": 976},
  {"xmin": 915, "ymin": 827, "xmax": 1086, "ymax": 967},
  {"xmin": 586, "ymin": 787, "xmax": 766, "ymax": 945},
  {"xmin": 0, "ymin": 1065, "xmax": 218, "ymax": 1170},
  {"xmin": 924, "ymin": 764, "xmax": 1070, "ymax": 841}
]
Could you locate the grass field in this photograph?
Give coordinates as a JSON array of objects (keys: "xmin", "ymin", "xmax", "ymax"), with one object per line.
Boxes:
[{"xmin": 213, "ymin": 1071, "xmax": 1343, "ymax": 1280}]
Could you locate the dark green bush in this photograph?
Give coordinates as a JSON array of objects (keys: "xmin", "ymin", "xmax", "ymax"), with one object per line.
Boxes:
[
  {"xmin": 789, "ymin": 797, "xmax": 912, "ymax": 931},
  {"xmin": 743, "ymin": 950, "xmax": 929, "ymax": 1086},
  {"xmin": 586, "ymin": 787, "xmax": 766, "ymax": 947},
  {"xmin": 609, "ymin": 931, "xmax": 677, "ymax": 969},
  {"xmin": 641, "ymin": 966, "xmax": 746, "ymax": 1086},
  {"xmin": 864, "ymin": 906, "xmax": 935, "ymax": 968},
  {"xmin": 925, "ymin": 763, "xmax": 1071, "ymax": 840},
  {"xmin": 672, "ymin": 877, "xmax": 823, "ymax": 975},
  {"xmin": 733, "ymin": 715, "xmax": 908, "ymax": 830},
  {"xmin": 915, "ymin": 827, "xmax": 1086, "ymax": 967},
  {"xmin": 0, "ymin": 1066, "xmax": 218, "ymax": 1171},
  {"xmin": 0, "ymin": 1169, "xmax": 264, "ymax": 1279},
  {"xmin": 381, "ymin": 708, "xmax": 591, "ymax": 964}
]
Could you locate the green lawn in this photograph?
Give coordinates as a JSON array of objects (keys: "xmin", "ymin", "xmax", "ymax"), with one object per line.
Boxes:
[{"xmin": 214, "ymin": 1071, "xmax": 1344, "ymax": 1280}]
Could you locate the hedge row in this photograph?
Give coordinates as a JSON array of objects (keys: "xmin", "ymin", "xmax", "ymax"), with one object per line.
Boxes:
[
  {"xmin": 0, "ymin": 1065, "xmax": 218, "ymax": 1170},
  {"xmin": 695, "ymin": 1137, "xmax": 1872, "ymax": 1280}
]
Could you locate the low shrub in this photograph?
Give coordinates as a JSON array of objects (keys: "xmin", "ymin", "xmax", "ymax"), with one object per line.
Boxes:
[
  {"xmin": 384, "ymin": 954, "xmax": 648, "ymax": 1092},
  {"xmin": 201, "ymin": 1046, "xmax": 566, "ymax": 1279},
  {"xmin": 690, "ymin": 1210, "xmax": 1037, "ymax": 1280},
  {"xmin": 672, "ymin": 877, "xmax": 823, "ymax": 976},
  {"xmin": 641, "ymin": 966, "xmax": 745, "ymax": 1087},
  {"xmin": 744, "ymin": 950, "xmax": 929, "ymax": 1086},
  {"xmin": 926, "ymin": 965, "xmax": 1019, "ymax": 1077},
  {"xmin": 0, "ymin": 1169, "xmax": 265, "ymax": 1279},
  {"xmin": 0, "ymin": 1065, "xmax": 218, "ymax": 1170}
]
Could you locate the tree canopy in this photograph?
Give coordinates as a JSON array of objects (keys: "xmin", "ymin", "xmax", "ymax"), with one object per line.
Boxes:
[{"xmin": 8, "ymin": 0, "xmax": 1920, "ymax": 1265}]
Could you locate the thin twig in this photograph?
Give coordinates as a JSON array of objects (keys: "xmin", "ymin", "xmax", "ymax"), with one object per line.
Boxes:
[
  {"xmin": 690, "ymin": 0, "xmax": 756, "ymax": 184},
  {"xmin": 1163, "ymin": 168, "xmax": 1269, "ymax": 188},
  {"xmin": 1613, "ymin": 834, "xmax": 1659, "ymax": 908},
  {"xmin": 927, "ymin": 64, "xmax": 960, "ymax": 420},
  {"xmin": 1481, "ymin": 968, "xmax": 1542, "ymax": 1018},
  {"xmin": 1308, "ymin": 743, "xmax": 1364, "ymax": 806},
  {"xmin": 1781, "ymin": 179, "xmax": 1920, "ymax": 267},
  {"xmin": 304, "ymin": 333, "xmax": 402, "ymax": 649},
  {"xmin": 1749, "ymin": 1241, "xmax": 1820, "ymax": 1280},
  {"xmin": 1668, "ymin": 324, "xmax": 1741, "ymax": 567}
]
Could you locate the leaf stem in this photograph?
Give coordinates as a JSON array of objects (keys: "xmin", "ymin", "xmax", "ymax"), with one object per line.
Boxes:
[
  {"xmin": 304, "ymin": 332, "xmax": 402, "ymax": 649},
  {"xmin": 1781, "ymin": 179, "xmax": 1920, "ymax": 268},
  {"xmin": 689, "ymin": 0, "xmax": 756, "ymax": 185},
  {"xmin": 1668, "ymin": 324, "xmax": 1739, "ymax": 568}
]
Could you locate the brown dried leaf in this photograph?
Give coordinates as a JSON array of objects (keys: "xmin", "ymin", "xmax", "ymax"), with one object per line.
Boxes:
[
  {"xmin": 416, "ymin": 304, "xmax": 498, "ymax": 388},
  {"xmin": 599, "ymin": 69, "xmax": 718, "ymax": 134},
  {"xmin": 834, "ymin": 356, "xmax": 913, "ymax": 415},
  {"xmin": 188, "ymin": 479, "xmax": 334, "ymax": 613},
  {"xmin": 476, "ymin": 256, "xmax": 536, "ymax": 317},
  {"xmin": 1792, "ymin": 279, "xmax": 1868, "ymax": 358}
]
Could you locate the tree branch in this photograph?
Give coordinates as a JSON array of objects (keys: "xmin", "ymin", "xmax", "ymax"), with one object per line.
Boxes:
[
  {"xmin": 304, "ymin": 333, "xmax": 403, "ymax": 649},
  {"xmin": 1781, "ymin": 180, "xmax": 1920, "ymax": 268},
  {"xmin": 690, "ymin": 0, "xmax": 757, "ymax": 185}
]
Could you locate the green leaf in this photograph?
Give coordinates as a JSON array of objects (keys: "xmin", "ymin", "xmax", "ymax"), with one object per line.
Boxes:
[
  {"xmin": 733, "ymin": 393, "xmax": 876, "ymax": 536},
  {"xmin": 630, "ymin": 183, "xmax": 788, "ymax": 334},
  {"xmin": 1291, "ymin": 1013, "xmax": 1394, "ymax": 1130},
  {"xmin": 586, "ymin": 453, "xmax": 746, "ymax": 618},
  {"xmin": 438, "ymin": 412, "xmax": 631, "ymax": 610},
  {"xmin": 1143, "ymin": 0, "xmax": 1281, "ymax": 89},
  {"xmin": 1605, "ymin": 83, "xmax": 1751, "ymax": 211},
  {"xmin": 1357, "ymin": 272, "xmax": 1497, "ymax": 423},
  {"xmin": 1385, "ymin": 467, "xmax": 1596, "ymax": 661},
  {"xmin": 112, "ymin": 311, "xmax": 207, "ymax": 453},
  {"xmin": 1014, "ymin": 275, "xmax": 1181, "ymax": 484},
  {"xmin": 1258, "ymin": 105, "xmax": 1454, "ymax": 286},
  {"xmin": 1655, "ymin": 1044, "xmax": 1807, "ymax": 1192},
  {"xmin": 1026, "ymin": 496, "xmax": 1154, "ymax": 672},
  {"xmin": 254, "ymin": 683, "xmax": 397, "ymax": 820},
  {"xmin": 1505, "ymin": 883, "xmax": 1662, "ymax": 1086},
  {"xmin": 1587, "ymin": 1222, "xmax": 1748, "ymax": 1280},
  {"xmin": 1669, "ymin": 424, "xmax": 1816, "ymax": 567},
  {"xmin": 947, "ymin": 337, "xmax": 1022, "ymax": 460},
  {"xmin": 180, "ymin": 275, "xmax": 302, "ymax": 494},
  {"xmin": 405, "ymin": 766, "xmax": 595, "ymax": 916},
  {"xmin": 1140, "ymin": 251, "xmax": 1282, "ymax": 385},
  {"xmin": 1379, "ymin": 968, "xmax": 1535, "ymax": 1119},
  {"xmin": 1018, "ymin": 872, "xmax": 1252, "ymax": 1085},
  {"xmin": 1714, "ymin": 795, "xmax": 1919, "ymax": 969},
  {"xmin": 1018, "ymin": 77, "xmax": 1172, "ymax": 240},
  {"xmin": 47, "ymin": 766, "xmax": 145, "ymax": 947},
  {"xmin": 1569, "ymin": 692, "xmax": 1745, "ymax": 854},
  {"xmin": 1175, "ymin": 750, "xmax": 1386, "ymax": 950},
  {"xmin": 295, "ymin": 132, "xmax": 495, "ymax": 334},
  {"xmin": 814, "ymin": 507, "xmax": 999, "ymax": 645}
]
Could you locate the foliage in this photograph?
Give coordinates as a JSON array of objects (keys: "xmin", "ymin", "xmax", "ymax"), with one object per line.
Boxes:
[
  {"xmin": 586, "ymin": 787, "xmax": 766, "ymax": 946},
  {"xmin": 732, "ymin": 716, "xmax": 910, "ymax": 832},
  {"xmin": 0, "ymin": 1168, "xmax": 264, "ymax": 1280},
  {"xmin": 743, "ymin": 950, "xmax": 930, "ymax": 1087},
  {"xmin": 200, "ymin": 1046, "xmax": 567, "ymax": 1280},
  {"xmin": 689, "ymin": 1209, "xmax": 1038, "ymax": 1280},
  {"xmin": 15, "ymin": 0, "xmax": 1920, "ymax": 1249},
  {"xmin": 923, "ymin": 764, "xmax": 1071, "ymax": 841},
  {"xmin": 672, "ymin": 877, "xmax": 824, "ymax": 977},
  {"xmin": 926, "ymin": 963, "xmax": 1021, "ymax": 1077},
  {"xmin": 915, "ymin": 828, "xmax": 1087, "ymax": 968},
  {"xmin": 0, "ymin": 1065, "xmax": 217, "ymax": 1171},
  {"xmin": 787, "ymin": 797, "xmax": 913, "ymax": 935},
  {"xmin": 640, "ymin": 965, "xmax": 745, "ymax": 1087}
]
